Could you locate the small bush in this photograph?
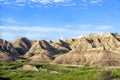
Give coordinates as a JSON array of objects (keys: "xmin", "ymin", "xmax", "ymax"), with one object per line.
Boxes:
[
  {"xmin": 84, "ymin": 63, "xmax": 89, "ymax": 67},
  {"xmin": 97, "ymin": 69, "xmax": 118, "ymax": 80}
]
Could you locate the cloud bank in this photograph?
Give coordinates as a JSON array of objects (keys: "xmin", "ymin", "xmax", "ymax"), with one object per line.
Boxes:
[
  {"xmin": 0, "ymin": 25, "xmax": 116, "ymax": 41},
  {"xmin": 0, "ymin": 0, "xmax": 103, "ymax": 7},
  {"xmin": 0, "ymin": 17, "xmax": 16, "ymax": 23}
]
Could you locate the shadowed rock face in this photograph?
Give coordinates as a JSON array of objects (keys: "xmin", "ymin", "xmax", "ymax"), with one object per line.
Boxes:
[
  {"xmin": 0, "ymin": 39, "xmax": 19, "ymax": 62},
  {"xmin": 49, "ymin": 41, "xmax": 70, "ymax": 53},
  {"xmin": 13, "ymin": 37, "xmax": 36, "ymax": 55},
  {"xmin": 55, "ymin": 39, "xmax": 71, "ymax": 50}
]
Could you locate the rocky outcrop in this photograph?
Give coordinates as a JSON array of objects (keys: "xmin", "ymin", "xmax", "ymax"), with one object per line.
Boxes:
[
  {"xmin": 55, "ymin": 39, "xmax": 71, "ymax": 50},
  {"xmin": 53, "ymin": 33, "xmax": 120, "ymax": 67},
  {"xmin": 25, "ymin": 39, "xmax": 71, "ymax": 63},
  {"xmin": 0, "ymin": 39, "xmax": 19, "ymax": 62},
  {"xmin": 30, "ymin": 40, "xmax": 37, "ymax": 46},
  {"xmin": 13, "ymin": 37, "xmax": 35, "ymax": 55},
  {"xmin": 1, "ymin": 32, "xmax": 120, "ymax": 67},
  {"xmin": 53, "ymin": 50, "xmax": 120, "ymax": 67},
  {"xmin": 25, "ymin": 40, "xmax": 58, "ymax": 62},
  {"xmin": 22, "ymin": 64, "xmax": 38, "ymax": 71},
  {"xmin": 70, "ymin": 33, "xmax": 120, "ymax": 51},
  {"xmin": 50, "ymin": 42, "xmax": 70, "ymax": 53}
]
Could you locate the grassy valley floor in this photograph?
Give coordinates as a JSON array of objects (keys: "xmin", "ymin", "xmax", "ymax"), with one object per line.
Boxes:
[{"xmin": 1, "ymin": 60, "xmax": 120, "ymax": 80}]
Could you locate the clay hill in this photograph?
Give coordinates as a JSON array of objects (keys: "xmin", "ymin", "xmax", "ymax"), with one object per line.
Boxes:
[
  {"xmin": 0, "ymin": 39, "xmax": 19, "ymax": 62},
  {"xmin": 13, "ymin": 37, "xmax": 37, "ymax": 55},
  {"xmin": 1, "ymin": 33, "xmax": 120, "ymax": 67},
  {"xmin": 25, "ymin": 40, "xmax": 70, "ymax": 62},
  {"xmin": 54, "ymin": 33, "xmax": 120, "ymax": 67}
]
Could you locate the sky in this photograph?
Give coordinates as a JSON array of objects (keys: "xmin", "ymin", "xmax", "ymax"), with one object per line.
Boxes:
[{"xmin": 0, "ymin": 0, "xmax": 120, "ymax": 41}]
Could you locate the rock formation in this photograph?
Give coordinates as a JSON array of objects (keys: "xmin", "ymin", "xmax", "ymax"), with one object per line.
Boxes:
[
  {"xmin": 13, "ymin": 37, "xmax": 36, "ymax": 55},
  {"xmin": 50, "ymin": 41, "xmax": 70, "ymax": 53},
  {"xmin": 0, "ymin": 39, "xmax": 19, "ymax": 62},
  {"xmin": 53, "ymin": 33, "xmax": 120, "ymax": 67},
  {"xmin": 53, "ymin": 50, "xmax": 120, "ymax": 67},
  {"xmin": 55, "ymin": 39, "xmax": 71, "ymax": 50},
  {"xmin": 25, "ymin": 40, "xmax": 56, "ymax": 62},
  {"xmin": 1, "ymin": 32, "xmax": 120, "ymax": 67}
]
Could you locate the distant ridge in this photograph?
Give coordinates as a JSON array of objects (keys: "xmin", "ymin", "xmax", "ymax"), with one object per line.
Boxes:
[{"xmin": 1, "ymin": 33, "xmax": 120, "ymax": 67}]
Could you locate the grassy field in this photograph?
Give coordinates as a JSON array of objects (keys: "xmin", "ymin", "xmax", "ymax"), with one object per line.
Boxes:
[{"xmin": 0, "ymin": 61, "xmax": 120, "ymax": 80}]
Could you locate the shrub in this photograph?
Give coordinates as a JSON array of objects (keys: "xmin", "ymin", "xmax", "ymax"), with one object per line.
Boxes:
[{"xmin": 97, "ymin": 69, "xmax": 118, "ymax": 80}]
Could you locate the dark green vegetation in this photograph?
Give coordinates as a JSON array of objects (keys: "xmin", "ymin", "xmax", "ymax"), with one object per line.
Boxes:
[{"xmin": 0, "ymin": 60, "xmax": 120, "ymax": 80}]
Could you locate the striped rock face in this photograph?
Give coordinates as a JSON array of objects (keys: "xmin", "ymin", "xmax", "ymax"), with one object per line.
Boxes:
[
  {"xmin": 53, "ymin": 33, "xmax": 120, "ymax": 67},
  {"xmin": 13, "ymin": 37, "xmax": 36, "ymax": 55},
  {"xmin": 0, "ymin": 39, "xmax": 19, "ymax": 62},
  {"xmin": 25, "ymin": 40, "xmax": 70, "ymax": 63}
]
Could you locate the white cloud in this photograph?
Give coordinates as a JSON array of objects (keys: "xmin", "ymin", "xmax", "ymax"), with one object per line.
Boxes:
[
  {"xmin": 82, "ymin": 0, "xmax": 102, "ymax": 3},
  {"xmin": 0, "ymin": 26, "xmax": 92, "ymax": 41},
  {"xmin": 31, "ymin": 0, "xmax": 65, "ymax": 3},
  {"xmin": 3, "ymin": 1, "xmax": 10, "ymax": 5},
  {"xmin": 82, "ymin": 0, "xmax": 103, "ymax": 6},
  {"xmin": 0, "ymin": 25, "xmax": 116, "ymax": 41},
  {"xmin": 96, "ymin": 25, "xmax": 113, "ymax": 30},
  {"xmin": 0, "ymin": 26, "xmax": 66, "ymax": 32},
  {"xmin": 65, "ymin": 24, "xmax": 113, "ymax": 31},
  {"xmin": 0, "ymin": 17, "xmax": 16, "ymax": 23},
  {"xmin": 54, "ymin": 0, "xmax": 64, "ymax": 3},
  {"xmin": 16, "ymin": 0, "xmax": 27, "ymax": 2},
  {"xmin": 91, "ymin": 0, "xmax": 102, "ymax": 4},
  {"xmin": 32, "ymin": 0, "xmax": 50, "ymax": 4},
  {"xmin": 65, "ymin": 24, "xmax": 93, "ymax": 30},
  {"xmin": 79, "ymin": 24, "xmax": 93, "ymax": 29},
  {"xmin": 60, "ymin": 36, "xmax": 64, "ymax": 40},
  {"xmin": 0, "ymin": 0, "xmax": 103, "ymax": 8},
  {"xmin": 65, "ymin": 25, "xmax": 73, "ymax": 28}
]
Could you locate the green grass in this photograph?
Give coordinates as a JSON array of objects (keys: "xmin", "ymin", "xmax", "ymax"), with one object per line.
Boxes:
[{"xmin": 0, "ymin": 61, "xmax": 120, "ymax": 80}]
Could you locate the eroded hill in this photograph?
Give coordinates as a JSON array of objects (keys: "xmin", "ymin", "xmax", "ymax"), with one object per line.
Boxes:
[{"xmin": 1, "ymin": 33, "xmax": 120, "ymax": 67}]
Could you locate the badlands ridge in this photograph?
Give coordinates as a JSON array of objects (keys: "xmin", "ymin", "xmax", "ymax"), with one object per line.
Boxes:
[{"xmin": 1, "ymin": 33, "xmax": 120, "ymax": 67}]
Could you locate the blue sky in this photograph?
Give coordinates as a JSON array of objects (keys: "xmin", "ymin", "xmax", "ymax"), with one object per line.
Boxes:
[{"xmin": 0, "ymin": 0, "xmax": 120, "ymax": 41}]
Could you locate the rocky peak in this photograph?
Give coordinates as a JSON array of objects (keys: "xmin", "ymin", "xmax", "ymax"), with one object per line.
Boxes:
[
  {"xmin": 70, "ymin": 33, "xmax": 120, "ymax": 51},
  {"xmin": 13, "ymin": 37, "xmax": 32, "ymax": 55},
  {"xmin": 53, "ymin": 33, "xmax": 120, "ymax": 67}
]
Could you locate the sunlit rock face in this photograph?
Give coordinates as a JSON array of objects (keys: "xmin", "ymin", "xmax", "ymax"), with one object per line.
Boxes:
[
  {"xmin": 25, "ymin": 39, "xmax": 71, "ymax": 63},
  {"xmin": 54, "ymin": 33, "xmax": 120, "ymax": 67},
  {"xmin": 1, "ymin": 33, "xmax": 120, "ymax": 67}
]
